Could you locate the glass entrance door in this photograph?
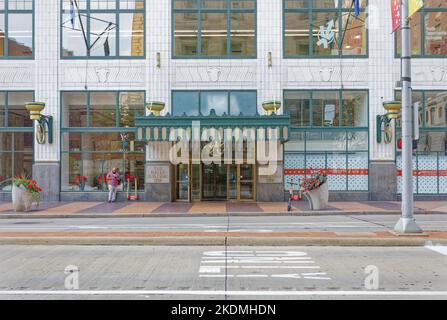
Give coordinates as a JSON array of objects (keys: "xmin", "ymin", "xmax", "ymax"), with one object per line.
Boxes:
[
  {"xmin": 202, "ymin": 164, "xmax": 228, "ymax": 200},
  {"xmin": 239, "ymin": 164, "xmax": 255, "ymax": 200}
]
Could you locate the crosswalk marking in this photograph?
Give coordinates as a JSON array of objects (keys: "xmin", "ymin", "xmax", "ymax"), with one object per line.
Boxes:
[{"xmin": 199, "ymin": 250, "xmax": 331, "ymax": 281}]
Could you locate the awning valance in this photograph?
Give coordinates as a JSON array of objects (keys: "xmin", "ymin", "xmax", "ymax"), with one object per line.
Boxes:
[{"xmin": 134, "ymin": 113, "xmax": 291, "ymax": 143}]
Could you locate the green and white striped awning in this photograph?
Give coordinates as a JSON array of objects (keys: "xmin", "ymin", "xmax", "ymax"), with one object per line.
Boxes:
[{"xmin": 134, "ymin": 113, "xmax": 291, "ymax": 143}]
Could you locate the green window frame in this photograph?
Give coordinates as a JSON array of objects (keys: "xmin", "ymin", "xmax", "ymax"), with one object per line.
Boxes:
[
  {"xmin": 395, "ymin": 3, "xmax": 447, "ymax": 58},
  {"xmin": 0, "ymin": 0, "xmax": 34, "ymax": 59},
  {"xmin": 60, "ymin": 90, "xmax": 146, "ymax": 192},
  {"xmin": 283, "ymin": 0, "xmax": 368, "ymax": 58},
  {"xmin": 61, "ymin": 90, "xmax": 146, "ymax": 128},
  {"xmin": 171, "ymin": 90, "xmax": 258, "ymax": 116},
  {"xmin": 172, "ymin": 0, "xmax": 257, "ymax": 58},
  {"xmin": 284, "ymin": 89, "xmax": 369, "ymax": 129},
  {"xmin": 284, "ymin": 89, "xmax": 370, "ymax": 192},
  {"xmin": 60, "ymin": 0, "xmax": 146, "ymax": 59},
  {"xmin": 394, "ymin": 90, "xmax": 447, "ymax": 195},
  {"xmin": 0, "ymin": 90, "xmax": 35, "ymax": 192}
]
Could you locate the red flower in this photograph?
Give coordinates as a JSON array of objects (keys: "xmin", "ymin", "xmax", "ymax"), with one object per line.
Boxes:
[
  {"xmin": 38, "ymin": 188, "xmax": 42, "ymax": 192},
  {"xmin": 27, "ymin": 185, "xmax": 32, "ymax": 189},
  {"xmin": 32, "ymin": 180, "xmax": 37, "ymax": 185}
]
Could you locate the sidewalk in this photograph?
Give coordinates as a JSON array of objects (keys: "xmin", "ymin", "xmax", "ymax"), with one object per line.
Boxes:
[{"xmin": 0, "ymin": 200, "xmax": 447, "ymax": 218}]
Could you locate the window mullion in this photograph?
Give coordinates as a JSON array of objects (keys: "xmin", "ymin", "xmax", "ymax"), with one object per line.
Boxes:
[
  {"xmin": 4, "ymin": 4, "xmax": 8, "ymax": 56},
  {"xmin": 198, "ymin": 0, "xmax": 202, "ymax": 56},
  {"xmin": 227, "ymin": 0, "xmax": 231, "ymax": 56}
]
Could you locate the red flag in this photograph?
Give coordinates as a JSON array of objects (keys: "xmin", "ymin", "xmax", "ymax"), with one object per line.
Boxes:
[{"xmin": 391, "ymin": 0, "xmax": 401, "ymax": 33}]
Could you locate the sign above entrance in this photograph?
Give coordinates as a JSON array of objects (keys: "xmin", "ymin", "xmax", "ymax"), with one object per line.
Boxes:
[{"xmin": 134, "ymin": 112, "xmax": 291, "ymax": 144}]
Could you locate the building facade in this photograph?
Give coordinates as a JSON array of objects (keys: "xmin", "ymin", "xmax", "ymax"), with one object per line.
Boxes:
[{"xmin": 0, "ymin": 0, "xmax": 446, "ymax": 202}]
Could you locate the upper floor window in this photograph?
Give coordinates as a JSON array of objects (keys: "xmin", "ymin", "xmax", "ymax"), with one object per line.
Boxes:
[
  {"xmin": 61, "ymin": 0, "xmax": 145, "ymax": 58},
  {"xmin": 0, "ymin": 0, "xmax": 34, "ymax": 58},
  {"xmin": 284, "ymin": 90, "xmax": 368, "ymax": 128},
  {"xmin": 284, "ymin": 0, "xmax": 367, "ymax": 58},
  {"xmin": 0, "ymin": 91, "xmax": 34, "ymax": 127},
  {"xmin": 172, "ymin": 90, "xmax": 257, "ymax": 116},
  {"xmin": 396, "ymin": 0, "xmax": 447, "ymax": 57},
  {"xmin": 173, "ymin": 0, "xmax": 256, "ymax": 58},
  {"xmin": 62, "ymin": 91, "xmax": 145, "ymax": 128}
]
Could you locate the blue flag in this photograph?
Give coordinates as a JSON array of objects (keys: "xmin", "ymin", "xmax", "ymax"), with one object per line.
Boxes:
[
  {"xmin": 70, "ymin": 0, "xmax": 75, "ymax": 29},
  {"xmin": 354, "ymin": 0, "xmax": 360, "ymax": 16}
]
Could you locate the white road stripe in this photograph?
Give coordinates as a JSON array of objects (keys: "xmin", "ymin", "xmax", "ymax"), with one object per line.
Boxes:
[
  {"xmin": 0, "ymin": 290, "xmax": 446, "ymax": 297},
  {"xmin": 425, "ymin": 245, "xmax": 447, "ymax": 256},
  {"xmin": 200, "ymin": 266, "xmax": 320, "ymax": 270},
  {"xmin": 202, "ymin": 261, "xmax": 320, "ymax": 265}
]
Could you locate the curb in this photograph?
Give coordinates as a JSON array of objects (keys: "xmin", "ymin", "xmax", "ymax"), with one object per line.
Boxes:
[
  {"xmin": 0, "ymin": 210, "xmax": 441, "ymax": 219},
  {"xmin": 0, "ymin": 236, "xmax": 446, "ymax": 246}
]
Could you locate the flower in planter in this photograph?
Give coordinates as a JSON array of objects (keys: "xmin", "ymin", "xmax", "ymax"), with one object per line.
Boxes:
[
  {"xmin": 300, "ymin": 169, "xmax": 328, "ymax": 193},
  {"xmin": 13, "ymin": 174, "xmax": 42, "ymax": 208}
]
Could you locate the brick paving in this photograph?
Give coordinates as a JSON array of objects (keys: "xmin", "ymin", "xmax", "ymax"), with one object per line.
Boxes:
[{"xmin": 0, "ymin": 200, "xmax": 446, "ymax": 216}]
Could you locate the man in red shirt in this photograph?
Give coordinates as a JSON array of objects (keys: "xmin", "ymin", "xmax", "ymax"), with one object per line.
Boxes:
[{"xmin": 107, "ymin": 168, "xmax": 121, "ymax": 203}]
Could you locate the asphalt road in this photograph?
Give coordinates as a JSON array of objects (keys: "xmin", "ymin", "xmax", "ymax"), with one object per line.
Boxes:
[
  {"xmin": 0, "ymin": 245, "xmax": 446, "ymax": 300},
  {"xmin": 0, "ymin": 214, "xmax": 446, "ymax": 233}
]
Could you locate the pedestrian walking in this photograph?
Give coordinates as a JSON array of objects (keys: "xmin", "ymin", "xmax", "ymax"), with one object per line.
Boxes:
[{"xmin": 107, "ymin": 168, "xmax": 121, "ymax": 203}]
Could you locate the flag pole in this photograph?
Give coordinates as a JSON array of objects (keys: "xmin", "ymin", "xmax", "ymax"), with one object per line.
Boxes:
[{"xmin": 394, "ymin": 0, "xmax": 422, "ymax": 234}]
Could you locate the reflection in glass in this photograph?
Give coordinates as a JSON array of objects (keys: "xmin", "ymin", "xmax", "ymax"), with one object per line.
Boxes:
[
  {"xmin": 284, "ymin": 91, "xmax": 311, "ymax": 127},
  {"xmin": 312, "ymin": 91, "xmax": 340, "ymax": 127},
  {"xmin": 90, "ymin": 14, "xmax": 116, "ymax": 57},
  {"xmin": 306, "ymin": 131, "xmax": 347, "ymax": 152},
  {"xmin": 90, "ymin": 92, "xmax": 117, "ymax": 127},
  {"xmin": 0, "ymin": 14, "xmax": 4, "ymax": 56},
  {"xmin": 177, "ymin": 164, "xmax": 189, "ymax": 200},
  {"xmin": 0, "ymin": 132, "xmax": 33, "ymax": 191},
  {"xmin": 201, "ymin": 12, "xmax": 227, "ymax": 56},
  {"xmin": 312, "ymin": 12, "xmax": 339, "ymax": 56},
  {"xmin": 62, "ymin": 14, "xmax": 88, "ymax": 56},
  {"xmin": 230, "ymin": 91, "xmax": 256, "ymax": 116},
  {"xmin": 173, "ymin": 91, "xmax": 200, "ymax": 116},
  {"xmin": 120, "ymin": 0, "xmax": 145, "ymax": 10},
  {"xmin": 119, "ymin": 13, "xmax": 144, "ymax": 56},
  {"xmin": 230, "ymin": 12, "xmax": 255, "ymax": 56},
  {"xmin": 0, "ymin": 92, "xmax": 4, "ymax": 126},
  {"xmin": 201, "ymin": 91, "xmax": 228, "ymax": 116},
  {"xmin": 284, "ymin": 12, "xmax": 309, "ymax": 56},
  {"xmin": 62, "ymin": 92, "xmax": 87, "ymax": 127},
  {"xmin": 7, "ymin": 92, "xmax": 33, "ymax": 127},
  {"xmin": 174, "ymin": 12, "xmax": 198, "ymax": 56},
  {"xmin": 342, "ymin": 91, "xmax": 368, "ymax": 127},
  {"xmin": 119, "ymin": 92, "xmax": 144, "ymax": 127},
  {"xmin": 341, "ymin": 12, "xmax": 366, "ymax": 55},
  {"xmin": 425, "ymin": 12, "xmax": 447, "ymax": 55},
  {"xmin": 7, "ymin": 0, "xmax": 33, "ymax": 10},
  {"xmin": 8, "ymin": 14, "xmax": 33, "ymax": 56},
  {"xmin": 425, "ymin": 92, "xmax": 447, "ymax": 127}
]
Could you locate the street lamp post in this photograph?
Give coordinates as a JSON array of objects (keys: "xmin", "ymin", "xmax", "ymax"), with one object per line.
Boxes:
[{"xmin": 394, "ymin": 0, "xmax": 422, "ymax": 234}]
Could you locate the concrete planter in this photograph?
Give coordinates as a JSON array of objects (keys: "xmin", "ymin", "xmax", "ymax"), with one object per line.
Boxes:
[
  {"xmin": 303, "ymin": 182, "xmax": 329, "ymax": 211},
  {"xmin": 12, "ymin": 185, "xmax": 34, "ymax": 212}
]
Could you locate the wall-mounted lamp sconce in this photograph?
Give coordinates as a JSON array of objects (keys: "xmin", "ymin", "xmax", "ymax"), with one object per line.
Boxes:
[
  {"xmin": 156, "ymin": 52, "xmax": 161, "ymax": 68},
  {"xmin": 268, "ymin": 52, "xmax": 272, "ymax": 68},
  {"xmin": 26, "ymin": 102, "xmax": 53, "ymax": 145},
  {"xmin": 376, "ymin": 101, "xmax": 401, "ymax": 144}
]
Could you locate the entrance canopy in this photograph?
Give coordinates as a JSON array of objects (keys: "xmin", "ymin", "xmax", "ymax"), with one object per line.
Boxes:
[{"xmin": 134, "ymin": 111, "xmax": 291, "ymax": 143}]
